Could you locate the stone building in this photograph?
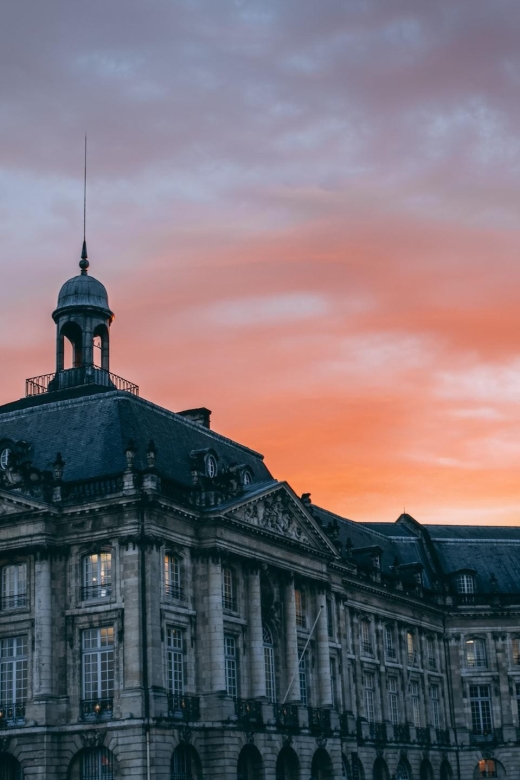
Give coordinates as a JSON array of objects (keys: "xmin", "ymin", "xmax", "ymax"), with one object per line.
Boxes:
[{"xmin": 0, "ymin": 249, "xmax": 520, "ymax": 780}]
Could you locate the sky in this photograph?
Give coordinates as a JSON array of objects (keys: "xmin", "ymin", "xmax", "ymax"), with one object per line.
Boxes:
[{"xmin": 1, "ymin": 1, "xmax": 520, "ymax": 525}]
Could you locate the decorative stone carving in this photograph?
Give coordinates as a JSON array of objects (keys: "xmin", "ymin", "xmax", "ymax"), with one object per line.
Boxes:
[
  {"xmin": 316, "ymin": 734, "xmax": 328, "ymax": 748},
  {"xmin": 81, "ymin": 730, "xmax": 106, "ymax": 748},
  {"xmin": 179, "ymin": 726, "xmax": 192, "ymax": 743},
  {"xmin": 246, "ymin": 730, "xmax": 255, "ymax": 744},
  {"xmin": 0, "ymin": 735, "xmax": 11, "ymax": 751},
  {"xmin": 232, "ymin": 493, "xmax": 310, "ymax": 545},
  {"xmin": 282, "ymin": 734, "xmax": 293, "ymax": 747}
]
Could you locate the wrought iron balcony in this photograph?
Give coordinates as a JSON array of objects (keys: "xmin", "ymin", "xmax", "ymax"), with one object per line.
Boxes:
[
  {"xmin": 308, "ymin": 707, "xmax": 331, "ymax": 734},
  {"xmin": 393, "ymin": 723, "xmax": 411, "ymax": 743},
  {"xmin": 0, "ymin": 702, "xmax": 25, "ymax": 728},
  {"xmin": 80, "ymin": 698, "xmax": 113, "ymax": 721},
  {"xmin": 0, "ymin": 594, "xmax": 27, "ymax": 611},
  {"xmin": 234, "ymin": 698, "xmax": 263, "ymax": 725},
  {"xmin": 416, "ymin": 726, "xmax": 431, "ymax": 745},
  {"xmin": 369, "ymin": 721, "xmax": 387, "ymax": 743},
  {"xmin": 81, "ymin": 583, "xmax": 112, "ymax": 601},
  {"xmin": 167, "ymin": 694, "xmax": 200, "ymax": 721},
  {"xmin": 436, "ymin": 728, "xmax": 450, "ymax": 746},
  {"xmin": 165, "ymin": 583, "xmax": 184, "ymax": 601},
  {"xmin": 26, "ymin": 367, "xmax": 138, "ymax": 397},
  {"xmin": 274, "ymin": 703, "xmax": 299, "ymax": 730},
  {"xmin": 470, "ymin": 728, "xmax": 502, "ymax": 746},
  {"xmin": 339, "ymin": 712, "xmax": 351, "ymax": 737},
  {"xmin": 222, "ymin": 595, "xmax": 238, "ymax": 612}
]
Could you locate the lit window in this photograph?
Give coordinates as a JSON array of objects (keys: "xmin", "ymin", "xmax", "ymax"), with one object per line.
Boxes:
[
  {"xmin": 224, "ymin": 634, "xmax": 238, "ymax": 698},
  {"xmin": 81, "ymin": 627, "xmax": 114, "ymax": 720},
  {"xmin": 242, "ymin": 469, "xmax": 253, "ymax": 486},
  {"xmin": 82, "ymin": 552, "xmax": 112, "ymax": 600},
  {"xmin": 0, "ymin": 448, "xmax": 10, "ymax": 470},
  {"xmin": 0, "ymin": 635, "xmax": 27, "ymax": 726},
  {"xmin": 363, "ymin": 672, "xmax": 375, "ymax": 722},
  {"xmin": 512, "ymin": 638, "xmax": 520, "ymax": 665},
  {"xmin": 456, "ymin": 573, "xmax": 475, "ymax": 594},
  {"xmin": 407, "ymin": 632, "xmax": 417, "ymax": 665},
  {"xmin": 299, "ymin": 651, "xmax": 307, "ymax": 705},
  {"xmin": 1, "ymin": 563, "xmax": 27, "ymax": 610},
  {"xmin": 81, "ymin": 747, "xmax": 114, "ymax": 780},
  {"xmin": 427, "ymin": 637, "xmax": 436, "ymax": 669},
  {"xmin": 387, "ymin": 676, "xmax": 399, "ymax": 724},
  {"xmin": 165, "ymin": 554, "xmax": 182, "ymax": 600},
  {"xmin": 361, "ymin": 620, "xmax": 372, "ymax": 655},
  {"xmin": 470, "ymin": 685, "xmax": 493, "ymax": 735},
  {"xmin": 167, "ymin": 627, "xmax": 184, "ymax": 695},
  {"xmin": 385, "ymin": 626, "xmax": 396, "ymax": 660},
  {"xmin": 430, "ymin": 685, "xmax": 440, "ymax": 728},
  {"xmin": 294, "ymin": 589, "xmax": 305, "ymax": 628},
  {"xmin": 222, "ymin": 568, "xmax": 237, "ymax": 611},
  {"xmin": 263, "ymin": 624, "xmax": 276, "ymax": 703},
  {"xmin": 478, "ymin": 759, "xmax": 497, "ymax": 778},
  {"xmin": 466, "ymin": 638, "xmax": 487, "ymax": 668},
  {"xmin": 409, "ymin": 680, "xmax": 420, "ymax": 726},
  {"xmin": 206, "ymin": 454, "xmax": 218, "ymax": 478}
]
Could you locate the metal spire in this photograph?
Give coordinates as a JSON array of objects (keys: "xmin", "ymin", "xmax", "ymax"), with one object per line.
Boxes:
[{"xmin": 79, "ymin": 134, "xmax": 89, "ymax": 275}]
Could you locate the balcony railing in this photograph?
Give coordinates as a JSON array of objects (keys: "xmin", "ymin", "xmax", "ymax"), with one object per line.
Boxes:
[
  {"xmin": 81, "ymin": 583, "xmax": 112, "ymax": 601},
  {"xmin": 167, "ymin": 694, "xmax": 200, "ymax": 721},
  {"xmin": 436, "ymin": 728, "xmax": 450, "ymax": 746},
  {"xmin": 0, "ymin": 594, "xmax": 27, "ymax": 611},
  {"xmin": 26, "ymin": 367, "xmax": 139, "ymax": 397},
  {"xmin": 80, "ymin": 698, "xmax": 113, "ymax": 721},
  {"xmin": 274, "ymin": 703, "xmax": 299, "ymax": 730},
  {"xmin": 416, "ymin": 726, "xmax": 431, "ymax": 745},
  {"xmin": 470, "ymin": 728, "xmax": 502, "ymax": 746},
  {"xmin": 361, "ymin": 641, "xmax": 373, "ymax": 655},
  {"xmin": 0, "ymin": 702, "xmax": 25, "ymax": 728},
  {"xmin": 223, "ymin": 596, "xmax": 238, "ymax": 612},
  {"xmin": 393, "ymin": 724, "xmax": 411, "ymax": 743},
  {"xmin": 295, "ymin": 614, "xmax": 306, "ymax": 628},
  {"xmin": 369, "ymin": 721, "xmax": 387, "ymax": 743},
  {"xmin": 235, "ymin": 698, "xmax": 263, "ymax": 725},
  {"xmin": 165, "ymin": 583, "xmax": 184, "ymax": 601},
  {"xmin": 308, "ymin": 707, "xmax": 331, "ymax": 734}
]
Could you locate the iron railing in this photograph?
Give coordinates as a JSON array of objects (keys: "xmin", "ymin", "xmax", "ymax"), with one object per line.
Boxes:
[
  {"xmin": 222, "ymin": 595, "xmax": 238, "ymax": 612},
  {"xmin": 393, "ymin": 724, "xmax": 411, "ymax": 743},
  {"xmin": 165, "ymin": 583, "xmax": 184, "ymax": 601},
  {"xmin": 235, "ymin": 698, "xmax": 263, "ymax": 725},
  {"xmin": 436, "ymin": 728, "xmax": 450, "ymax": 745},
  {"xmin": 80, "ymin": 698, "xmax": 113, "ymax": 721},
  {"xmin": 0, "ymin": 594, "xmax": 27, "ymax": 611},
  {"xmin": 470, "ymin": 728, "xmax": 502, "ymax": 745},
  {"xmin": 0, "ymin": 702, "xmax": 25, "ymax": 727},
  {"xmin": 416, "ymin": 726, "xmax": 431, "ymax": 745},
  {"xmin": 81, "ymin": 583, "xmax": 112, "ymax": 601},
  {"xmin": 274, "ymin": 703, "xmax": 299, "ymax": 730},
  {"xmin": 26, "ymin": 367, "xmax": 139, "ymax": 397},
  {"xmin": 308, "ymin": 707, "xmax": 331, "ymax": 734},
  {"xmin": 369, "ymin": 721, "xmax": 387, "ymax": 743},
  {"xmin": 167, "ymin": 694, "xmax": 200, "ymax": 721}
]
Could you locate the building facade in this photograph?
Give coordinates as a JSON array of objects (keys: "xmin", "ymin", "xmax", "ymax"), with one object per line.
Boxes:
[{"xmin": 0, "ymin": 252, "xmax": 520, "ymax": 780}]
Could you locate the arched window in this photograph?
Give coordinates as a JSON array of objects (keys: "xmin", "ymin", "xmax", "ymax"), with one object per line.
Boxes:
[
  {"xmin": 341, "ymin": 755, "xmax": 351, "ymax": 780},
  {"xmin": 263, "ymin": 624, "xmax": 276, "ymax": 703},
  {"xmin": 477, "ymin": 759, "xmax": 498, "ymax": 778},
  {"xmin": 420, "ymin": 759, "xmax": 434, "ymax": 780},
  {"xmin": 310, "ymin": 748, "xmax": 333, "ymax": 780},
  {"xmin": 80, "ymin": 748, "xmax": 114, "ymax": 780},
  {"xmin": 276, "ymin": 746, "xmax": 300, "ymax": 780},
  {"xmin": 456, "ymin": 573, "xmax": 475, "ymax": 594},
  {"xmin": 466, "ymin": 638, "xmax": 487, "ymax": 668},
  {"xmin": 171, "ymin": 744, "xmax": 202, "ymax": 780},
  {"xmin": 61, "ymin": 321, "xmax": 83, "ymax": 369},
  {"xmin": 82, "ymin": 551, "xmax": 112, "ymax": 601},
  {"xmin": 440, "ymin": 760, "xmax": 453, "ymax": 780},
  {"xmin": 373, "ymin": 757, "xmax": 390, "ymax": 780},
  {"xmin": 395, "ymin": 763, "xmax": 409, "ymax": 780},
  {"xmin": 222, "ymin": 567, "xmax": 237, "ymax": 611},
  {"xmin": 237, "ymin": 745, "xmax": 263, "ymax": 780},
  {"xmin": 0, "ymin": 754, "xmax": 23, "ymax": 780},
  {"xmin": 1, "ymin": 562, "xmax": 27, "ymax": 610}
]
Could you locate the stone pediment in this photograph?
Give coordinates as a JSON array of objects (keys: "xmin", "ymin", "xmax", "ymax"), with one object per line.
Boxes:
[
  {"xmin": 220, "ymin": 484, "xmax": 339, "ymax": 555},
  {"xmin": 0, "ymin": 490, "xmax": 49, "ymax": 518}
]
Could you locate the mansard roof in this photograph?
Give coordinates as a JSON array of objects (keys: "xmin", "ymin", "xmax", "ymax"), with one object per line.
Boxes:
[{"xmin": 0, "ymin": 389, "xmax": 271, "ymax": 486}]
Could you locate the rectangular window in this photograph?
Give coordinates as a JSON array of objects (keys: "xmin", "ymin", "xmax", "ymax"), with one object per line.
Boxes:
[
  {"xmin": 466, "ymin": 639, "xmax": 487, "ymax": 668},
  {"xmin": 222, "ymin": 568, "xmax": 236, "ymax": 611},
  {"xmin": 427, "ymin": 638, "xmax": 437, "ymax": 669},
  {"xmin": 264, "ymin": 639, "xmax": 276, "ymax": 704},
  {"xmin": 295, "ymin": 589, "xmax": 305, "ymax": 628},
  {"xmin": 82, "ymin": 626, "xmax": 114, "ymax": 702},
  {"xmin": 164, "ymin": 555, "xmax": 182, "ymax": 600},
  {"xmin": 330, "ymin": 657, "xmax": 337, "ymax": 709},
  {"xmin": 361, "ymin": 621, "xmax": 372, "ymax": 655},
  {"xmin": 470, "ymin": 685, "xmax": 493, "ymax": 735},
  {"xmin": 224, "ymin": 634, "xmax": 238, "ymax": 698},
  {"xmin": 387, "ymin": 676, "xmax": 399, "ymax": 724},
  {"xmin": 409, "ymin": 680, "xmax": 420, "ymax": 726},
  {"xmin": 363, "ymin": 672, "xmax": 375, "ymax": 722},
  {"xmin": 83, "ymin": 553, "xmax": 112, "ymax": 600},
  {"xmin": 166, "ymin": 627, "xmax": 184, "ymax": 695},
  {"xmin": 299, "ymin": 653, "xmax": 308, "ymax": 706},
  {"xmin": 0, "ymin": 636, "xmax": 28, "ymax": 712},
  {"xmin": 516, "ymin": 683, "xmax": 520, "ymax": 725},
  {"xmin": 327, "ymin": 599, "xmax": 334, "ymax": 638},
  {"xmin": 512, "ymin": 638, "xmax": 520, "ymax": 666},
  {"xmin": 430, "ymin": 685, "xmax": 440, "ymax": 728},
  {"xmin": 385, "ymin": 626, "xmax": 396, "ymax": 660},
  {"xmin": 407, "ymin": 632, "xmax": 417, "ymax": 666},
  {"xmin": 1, "ymin": 564, "xmax": 27, "ymax": 610}
]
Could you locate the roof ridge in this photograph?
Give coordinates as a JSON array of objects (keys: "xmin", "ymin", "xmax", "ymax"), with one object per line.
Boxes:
[{"xmin": 312, "ymin": 504, "xmax": 393, "ymax": 541}]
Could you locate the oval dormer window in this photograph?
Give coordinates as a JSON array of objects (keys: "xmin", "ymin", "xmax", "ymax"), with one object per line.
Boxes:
[
  {"xmin": 206, "ymin": 454, "xmax": 218, "ymax": 478},
  {"xmin": 242, "ymin": 469, "xmax": 253, "ymax": 486},
  {"xmin": 0, "ymin": 448, "xmax": 11, "ymax": 470}
]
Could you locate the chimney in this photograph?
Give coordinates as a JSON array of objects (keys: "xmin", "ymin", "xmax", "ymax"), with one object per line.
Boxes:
[{"xmin": 178, "ymin": 407, "xmax": 212, "ymax": 429}]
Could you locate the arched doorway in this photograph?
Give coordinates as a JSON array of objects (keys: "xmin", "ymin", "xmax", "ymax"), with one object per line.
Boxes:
[
  {"xmin": 0, "ymin": 755, "xmax": 23, "ymax": 780},
  {"xmin": 395, "ymin": 761, "xmax": 410, "ymax": 780},
  {"xmin": 373, "ymin": 757, "xmax": 390, "ymax": 780},
  {"xmin": 237, "ymin": 745, "xmax": 263, "ymax": 780},
  {"xmin": 352, "ymin": 756, "xmax": 365, "ymax": 780},
  {"xmin": 474, "ymin": 758, "xmax": 505, "ymax": 778},
  {"xmin": 419, "ymin": 759, "xmax": 434, "ymax": 780},
  {"xmin": 342, "ymin": 755, "xmax": 351, "ymax": 780},
  {"xmin": 171, "ymin": 745, "xmax": 202, "ymax": 780},
  {"xmin": 440, "ymin": 760, "xmax": 453, "ymax": 780},
  {"xmin": 276, "ymin": 746, "xmax": 300, "ymax": 780},
  {"xmin": 67, "ymin": 748, "xmax": 119, "ymax": 780},
  {"xmin": 311, "ymin": 748, "xmax": 333, "ymax": 780}
]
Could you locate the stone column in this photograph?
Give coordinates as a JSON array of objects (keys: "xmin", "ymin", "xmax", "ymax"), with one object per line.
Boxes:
[
  {"xmin": 248, "ymin": 567, "xmax": 266, "ymax": 698},
  {"xmin": 316, "ymin": 592, "xmax": 332, "ymax": 707},
  {"xmin": 208, "ymin": 555, "xmax": 225, "ymax": 693},
  {"xmin": 33, "ymin": 553, "xmax": 53, "ymax": 698},
  {"xmin": 120, "ymin": 541, "xmax": 144, "ymax": 718},
  {"xmin": 284, "ymin": 577, "xmax": 300, "ymax": 702}
]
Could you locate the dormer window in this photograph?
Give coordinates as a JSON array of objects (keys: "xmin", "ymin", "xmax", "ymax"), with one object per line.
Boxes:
[
  {"xmin": 206, "ymin": 454, "xmax": 218, "ymax": 478},
  {"xmin": 456, "ymin": 573, "xmax": 475, "ymax": 594},
  {"xmin": 0, "ymin": 448, "xmax": 11, "ymax": 470},
  {"xmin": 242, "ymin": 469, "xmax": 253, "ymax": 486},
  {"xmin": 371, "ymin": 553, "xmax": 381, "ymax": 569}
]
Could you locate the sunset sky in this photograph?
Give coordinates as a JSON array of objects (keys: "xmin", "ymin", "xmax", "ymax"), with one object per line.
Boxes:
[{"xmin": 1, "ymin": 1, "xmax": 520, "ymax": 525}]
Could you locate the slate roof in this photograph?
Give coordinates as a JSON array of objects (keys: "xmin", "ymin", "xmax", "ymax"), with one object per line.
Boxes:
[{"xmin": 0, "ymin": 389, "xmax": 272, "ymax": 486}]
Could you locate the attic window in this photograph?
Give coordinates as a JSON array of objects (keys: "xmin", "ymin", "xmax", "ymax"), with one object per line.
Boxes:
[
  {"xmin": 242, "ymin": 469, "xmax": 253, "ymax": 486},
  {"xmin": 456, "ymin": 573, "xmax": 475, "ymax": 594},
  {"xmin": 205, "ymin": 454, "xmax": 218, "ymax": 478},
  {"xmin": 0, "ymin": 448, "xmax": 10, "ymax": 470}
]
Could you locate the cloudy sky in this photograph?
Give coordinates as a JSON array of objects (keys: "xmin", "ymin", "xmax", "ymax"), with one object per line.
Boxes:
[{"xmin": 1, "ymin": 0, "xmax": 520, "ymax": 525}]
